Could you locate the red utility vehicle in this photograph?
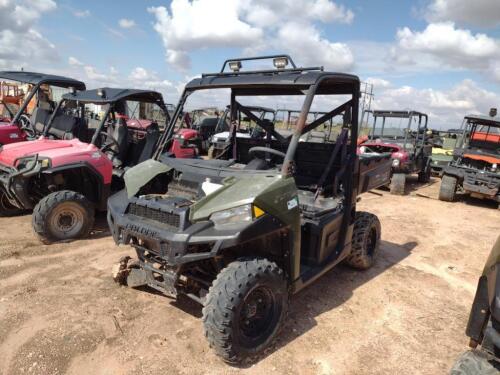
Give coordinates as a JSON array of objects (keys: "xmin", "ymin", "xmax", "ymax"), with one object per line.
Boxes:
[
  {"xmin": 0, "ymin": 87, "xmax": 170, "ymax": 243},
  {"xmin": 169, "ymin": 108, "xmax": 227, "ymax": 158},
  {"xmin": 359, "ymin": 110, "xmax": 432, "ymax": 194},
  {"xmin": 0, "ymin": 71, "xmax": 86, "ymax": 145}
]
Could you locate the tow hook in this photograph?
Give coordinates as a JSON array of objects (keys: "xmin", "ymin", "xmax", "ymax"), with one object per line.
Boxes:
[
  {"xmin": 112, "ymin": 256, "xmax": 146, "ymax": 288},
  {"xmin": 112, "ymin": 256, "xmax": 132, "ymax": 285}
]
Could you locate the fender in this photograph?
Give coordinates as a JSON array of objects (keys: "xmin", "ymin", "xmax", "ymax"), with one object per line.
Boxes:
[
  {"xmin": 43, "ymin": 161, "xmax": 111, "ymax": 210},
  {"xmin": 442, "ymin": 165, "xmax": 465, "ymax": 181}
]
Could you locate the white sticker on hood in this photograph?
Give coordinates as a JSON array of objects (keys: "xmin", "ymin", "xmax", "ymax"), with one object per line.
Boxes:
[
  {"xmin": 287, "ymin": 197, "xmax": 298, "ymax": 210},
  {"xmin": 202, "ymin": 181, "xmax": 223, "ymax": 196}
]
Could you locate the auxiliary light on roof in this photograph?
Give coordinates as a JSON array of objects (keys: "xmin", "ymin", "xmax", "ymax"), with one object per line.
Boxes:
[{"xmin": 228, "ymin": 61, "xmax": 242, "ymax": 72}]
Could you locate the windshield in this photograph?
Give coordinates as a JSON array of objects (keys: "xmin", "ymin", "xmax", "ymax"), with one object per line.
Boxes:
[
  {"xmin": 370, "ymin": 116, "xmax": 413, "ymax": 139},
  {"xmin": 159, "ymin": 87, "xmax": 355, "ymax": 164}
]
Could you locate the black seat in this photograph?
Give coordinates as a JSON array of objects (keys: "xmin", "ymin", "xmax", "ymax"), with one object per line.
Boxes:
[
  {"xmin": 47, "ymin": 113, "xmax": 88, "ymax": 141},
  {"xmin": 137, "ymin": 122, "xmax": 160, "ymax": 164},
  {"xmin": 31, "ymin": 107, "xmax": 51, "ymax": 134},
  {"xmin": 106, "ymin": 117, "xmax": 129, "ymax": 167}
]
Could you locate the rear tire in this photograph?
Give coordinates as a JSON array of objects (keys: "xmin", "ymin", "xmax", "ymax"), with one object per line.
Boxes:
[
  {"xmin": 0, "ymin": 189, "xmax": 26, "ymax": 217},
  {"xmin": 345, "ymin": 211, "xmax": 381, "ymax": 270},
  {"xmin": 202, "ymin": 258, "xmax": 288, "ymax": 364},
  {"xmin": 439, "ymin": 175, "xmax": 457, "ymax": 202},
  {"xmin": 450, "ymin": 350, "xmax": 499, "ymax": 375},
  {"xmin": 32, "ymin": 190, "xmax": 95, "ymax": 244},
  {"xmin": 389, "ymin": 173, "xmax": 406, "ymax": 195}
]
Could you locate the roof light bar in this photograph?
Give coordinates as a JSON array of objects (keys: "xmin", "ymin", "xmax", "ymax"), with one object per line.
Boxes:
[
  {"xmin": 97, "ymin": 88, "xmax": 106, "ymax": 98},
  {"xmin": 228, "ymin": 61, "xmax": 242, "ymax": 72},
  {"xmin": 273, "ymin": 57, "xmax": 289, "ymax": 69}
]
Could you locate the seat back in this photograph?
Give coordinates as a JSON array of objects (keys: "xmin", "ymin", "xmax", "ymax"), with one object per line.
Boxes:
[
  {"xmin": 107, "ymin": 117, "xmax": 129, "ymax": 163},
  {"xmin": 31, "ymin": 107, "xmax": 51, "ymax": 134},
  {"xmin": 47, "ymin": 113, "xmax": 88, "ymax": 141},
  {"xmin": 136, "ymin": 122, "xmax": 160, "ymax": 163}
]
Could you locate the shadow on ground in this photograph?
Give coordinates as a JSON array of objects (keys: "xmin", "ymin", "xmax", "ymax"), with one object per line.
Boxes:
[{"xmin": 153, "ymin": 239, "xmax": 417, "ymax": 367}]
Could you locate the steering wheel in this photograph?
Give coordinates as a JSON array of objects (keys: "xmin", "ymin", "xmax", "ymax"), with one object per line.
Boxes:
[
  {"xmin": 248, "ymin": 146, "xmax": 286, "ymax": 160},
  {"xmin": 19, "ymin": 114, "xmax": 36, "ymax": 138},
  {"xmin": 99, "ymin": 131, "xmax": 120, "ymax": 155}
]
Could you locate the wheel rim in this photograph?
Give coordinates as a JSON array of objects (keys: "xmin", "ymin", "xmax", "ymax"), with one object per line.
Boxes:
[
  {"xmin": 0, "ymin": 190, "xmax": 20, "ymax": 213},
  {"xmin": 366, "ymin": 227, "xmax": 377, "ymax": 257},
  {"xmin": 239, "ymin": 286, "xmax": 277, "ymax": 347},
  {"xmin": 49, "ymin": 202, "xmax": 85, "ymax": 239}
]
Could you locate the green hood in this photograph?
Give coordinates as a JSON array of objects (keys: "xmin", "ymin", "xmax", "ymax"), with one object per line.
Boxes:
[
  {"xmin": 124, "ymin": 159, "xmax": 171, "ymax": 198},
  {"xmin": 190, "ymin": 174, "xmax": 283, "ymax": 221}
]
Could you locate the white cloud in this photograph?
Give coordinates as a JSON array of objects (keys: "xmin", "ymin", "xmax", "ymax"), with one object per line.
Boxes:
[
  {"xmin": 73, "ymin": 62, "xmax": 173, "ymax": 94},
  {"xmin": 83, "ymin": 65, "xmax": 113, "ymax": 82},
  {"xmin": 371, "ymin": 79, "xmax": 500, "ymax": 128},
  {"xmin": 0, "ymin": 0, "xmax": 58, "ymax": 69},
  {"xmin": 366, "ymin": 77, "xmax": 391, "ymax": 89},
  {"xmin": 390, "ymin": 22, "xmax": 500, "ymax": 82},
  {"xmin": 396, "ymin": 22, "xmax": 498, "ymax": 67},
  {"xmin": 73, "ymin": 9, "xmax": 90, "ymax": 18},
  {"xmin": 148, "ymin": 0, "xmax": 355, "ymax": 71},
  {"xmin": 276, "ymin": 22, "xmax": 353, "ymax": 70},
  {"xmin": 128, "ymin": 67, "xmax": 173, "ymax": 90},
  {"xmin": 241, "ymin": 0, "xmax": 354, "ymax": 26},
  {"xmin": 148, "ymin": 1, "xmax": 263, "ymax": 71},
  {"xmin": 425, "ymin": 0, "xmax": 500, "ymax": 27},
  {"xmin": 68, "ymin": 56, "xmax": 83, "ymax": 66},
  {"xmin": 118, "ymin": 18, "xmax": 136, "ymax": 29}
]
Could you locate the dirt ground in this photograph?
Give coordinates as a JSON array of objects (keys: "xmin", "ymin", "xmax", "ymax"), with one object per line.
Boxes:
[{"xmin": 1, "ymin": 176, "xmax": 499, "ymax": 375}]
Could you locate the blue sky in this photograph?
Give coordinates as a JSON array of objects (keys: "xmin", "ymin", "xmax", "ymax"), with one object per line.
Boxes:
[{"xmin": 1, "ymin": 0, "xmax": 500, "ymax": 127}]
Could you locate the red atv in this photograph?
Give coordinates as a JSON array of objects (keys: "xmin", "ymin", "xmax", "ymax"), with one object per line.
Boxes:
[
  {"xmin": 0, "ymin": 71, "xmax": 86, "ymax": 145},
  {"xmin": 359, "ymin": 110, "xmax": 433, "ymax": 194},
  {"xmin": 0, "ymin": 87, "xmax": 170, "ymax": 243},
  {"xmin": 169, "ymin": 108, "xmax": 228, "ymax": 158}
]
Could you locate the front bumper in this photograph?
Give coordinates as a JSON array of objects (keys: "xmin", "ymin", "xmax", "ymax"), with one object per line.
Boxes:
[
  {"xmin": 107, "ymin": 190, "xmax": 285, "ymax": 296},
  {"xmin": 444, "ymin": 165, "xmax": 500, "ymax": 202},
  {"xmin": 0, "ymin": 158, "xmax": 44, "ymax": 209}
]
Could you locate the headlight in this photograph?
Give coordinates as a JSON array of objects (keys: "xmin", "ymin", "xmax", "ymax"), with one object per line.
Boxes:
[
  {"xmin": 210, "ymin": 204, "xmax": 265, "ymax": 228},
  {"xmin": 15, "ymin": 156, "xmax": 51, "ymax": 170},
  {"xmin": 392, "ymin": 158, "xmax": 400, "ymax": 167}
]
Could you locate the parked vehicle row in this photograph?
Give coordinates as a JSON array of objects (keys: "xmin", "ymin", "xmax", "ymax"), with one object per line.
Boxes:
[{"xmin": 0, "ymin": 54, "xmax": 498, "ymax": 366}]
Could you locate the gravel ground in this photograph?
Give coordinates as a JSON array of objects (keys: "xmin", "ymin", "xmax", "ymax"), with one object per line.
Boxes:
[{"xmin": 0, "ymin": 176, "xmax": 499, "ymax": 375}]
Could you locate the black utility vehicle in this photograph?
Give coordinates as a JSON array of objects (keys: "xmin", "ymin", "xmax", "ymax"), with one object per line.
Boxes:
[
  {"xmin": 439, "ymin": 112, "xmax": 500, "ymax": 204},
  {"xmin": 108, "ymin": 55, "xmax": 391, "ymax": 363},
  {"xmin": 451, "ymin": 236, "xmax": 500, "ymax": 374}
]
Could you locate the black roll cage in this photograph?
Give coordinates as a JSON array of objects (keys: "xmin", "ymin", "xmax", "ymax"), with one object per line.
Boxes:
[
  {"xmin": 368, "ymin": 110, "xmax": 429, "ymax": 151},
  {"xmin": 43, "ymin": 94, "xmax": 171, "ymax": 146},
  {"xmin": 0, "ymin": 78, "xmax": 85, "ymax": 125},
  {"xmin": 153, "ymin": 55, "xmax": 358, "ymax": 176}
]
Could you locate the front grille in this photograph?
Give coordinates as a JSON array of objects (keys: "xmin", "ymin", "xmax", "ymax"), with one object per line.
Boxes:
[{"xmin": 128, "ymin": 203, "xmax": 180, "ymax": 228}]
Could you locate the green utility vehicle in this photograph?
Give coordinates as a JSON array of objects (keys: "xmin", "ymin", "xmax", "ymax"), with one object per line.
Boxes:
[
  {"xmin": 451, "ymin": 236, "xmax": 500, "ymax": 374},
  {"xmin": 107, "ymin": 55, "xmax": 391, "ymax": 363}
]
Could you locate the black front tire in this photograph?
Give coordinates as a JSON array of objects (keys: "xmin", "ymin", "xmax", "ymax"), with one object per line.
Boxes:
[
  {"xmin": 450, "ymin": 350, "xmax": 500, "ymax": 375},
  {"xmin": 345, "ymin": 211, "xmax": 381, "ymax": 270},
  {"xmin": 390, "ymin": 173, "xmax": 406, "ymax": 195},
  {"xmin": 32, "ymin": 190, "xmax": 95, "ymax": 244},
  {"xmin": 202, "ymin": 258, "xmax": 288, "ymax": 364},
  {"xmin": 439, "ymin": 175, "xmax": 458, "ymax": 202}
]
